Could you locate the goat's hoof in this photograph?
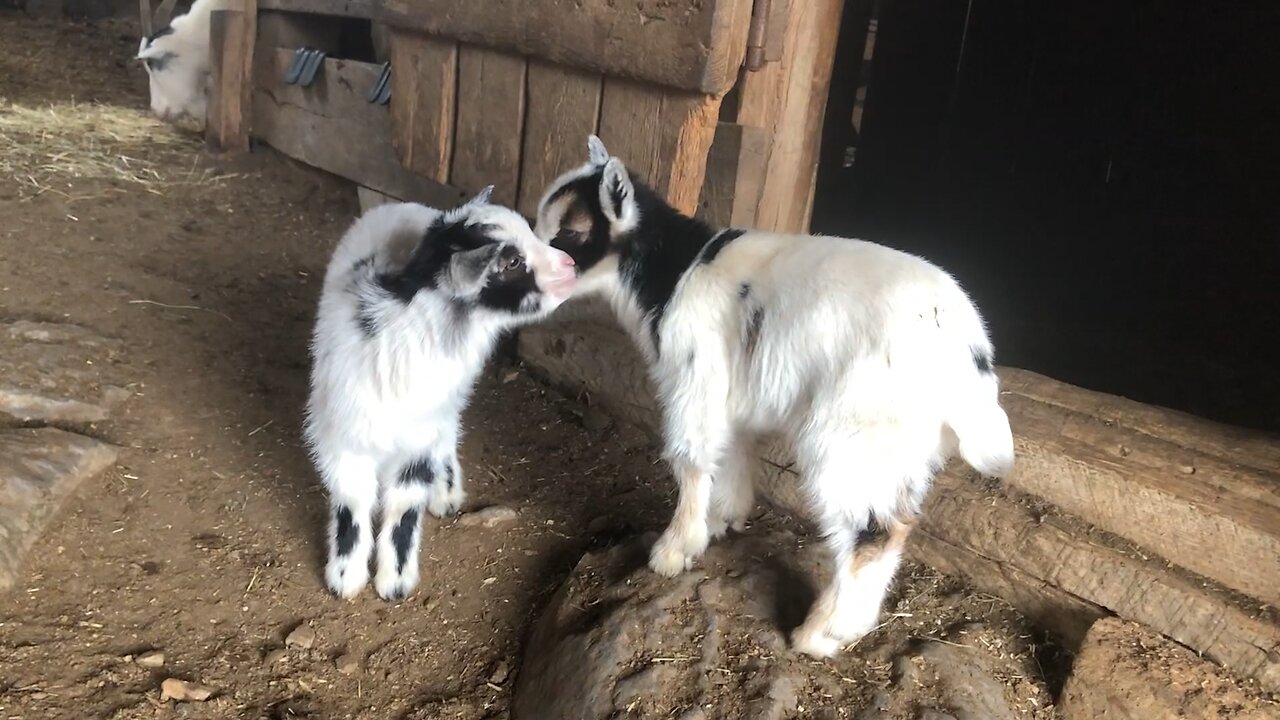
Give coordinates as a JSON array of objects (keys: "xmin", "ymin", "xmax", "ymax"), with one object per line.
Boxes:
[
  {"xmin": 790, "ymin": 627, "xmax": 842, "ymax": 658},
  {"xmin": 326, "ymin": 559, "xmax": 368, "ymax": 600},
  {"xmin": 374, "ymin": 569, "xmax": 418, "ymax": 602},
  {"xmin": 707, "ymin": 517, "xmax": 730, "ymax": 541},
  {"xmin": 648, "ymin": 529, "xmax": 707, "ymax": 577}
]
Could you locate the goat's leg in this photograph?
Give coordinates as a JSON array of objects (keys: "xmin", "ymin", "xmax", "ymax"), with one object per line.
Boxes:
[
  {"xmin": 708, "ymin": 434, "xmax": 756, "ymax": 540},
  {"xmin": 322, "ymin": 452, "xmax": 378, "ymax": 599},
  {"xmin": 650, "ymin": 456, "xmax": 716, "ymax": 576},
  {"xmin": 374, "ymin": 473, "xmax": 429, "ymax": 601}
]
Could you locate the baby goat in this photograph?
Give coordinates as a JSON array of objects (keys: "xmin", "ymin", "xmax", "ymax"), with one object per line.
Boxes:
[
  {"xmin": 136, "ymin": 0, "xmax": 225, "ymax": 124},
  {"xmin": 305, "ymin": 189, "xmax": 576, "ymax": 601},
  {"xmin": 535, "ymin": 137, "xmax": 1014, "ymax": 658}
]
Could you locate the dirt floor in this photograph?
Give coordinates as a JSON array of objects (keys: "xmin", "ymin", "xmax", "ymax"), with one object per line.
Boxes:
[{"xmin": 0, "ymin": 13, "xmax": 1064, "ymax": 719}]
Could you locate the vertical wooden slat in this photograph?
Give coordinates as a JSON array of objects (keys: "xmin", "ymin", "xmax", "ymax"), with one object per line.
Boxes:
[
  {"xmin": 598, "ymin": 79, "xmax": 723, "ymax": 217},
  {"xmin": 734, "ymin": 0, "xmax": 845, "ymax": 233},
  {"xmin": 698, "ymin": 122, "xmax": 771, "ymax": 228},
  {"xmin": 206, "ymin": 7, "xmax": 254, "ymax": 154},
  {"xmin": 517, "ymin": 60, "xmax": 602, "ymax": 218},
  {"xmin": 451, "ymin": 46, "xmax": 528, "ymax": 207},
  {"xmin": 388, "ymin": 30, "xmax": 457, "ymax": 183}
]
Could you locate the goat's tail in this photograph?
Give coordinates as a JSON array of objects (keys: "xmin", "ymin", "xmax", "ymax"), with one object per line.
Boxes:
[{"xmin": 945, "ymin": 348, "xmax": 1015, "ymax": 478}]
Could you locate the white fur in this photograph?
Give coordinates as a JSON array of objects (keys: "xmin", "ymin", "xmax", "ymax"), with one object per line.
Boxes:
[
  {"xmin": 136, "ymin": 0, "xmax": 226, "ymax": 125},
  {"xmin": 305, "ymin": 195, "xmax": 575, "ymax": 601},
  {"xmin": 537, "ymin": 136, "xmax": 1015, "ymax": 657}
]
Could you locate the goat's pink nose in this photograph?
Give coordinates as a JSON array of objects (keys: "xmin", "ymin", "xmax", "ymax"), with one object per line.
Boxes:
[{"xmin": 558, "ymin": 253, "xmax": 576, "ymax": 268}]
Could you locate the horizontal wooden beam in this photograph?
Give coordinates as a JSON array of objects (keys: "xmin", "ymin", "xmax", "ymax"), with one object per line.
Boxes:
[
  {"xmin": 251, "ymin": 47, "xmax": 464, "ymax": 207},
  {"xmin": 256, "ymin": 0, "xmax": 373, "ymax": 18},
  {"xmin": 375, "ymin": 0, "xmax": 753, "ymax": 94}
]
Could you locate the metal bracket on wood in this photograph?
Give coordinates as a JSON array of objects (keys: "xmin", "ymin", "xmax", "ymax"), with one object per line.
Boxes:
[
  {"xmin": 285, "ymin": 47, "xmax": 326, "ymax": 87},
  {"xmin": 744, "ymin": 0, "xmax": 773, "ymax": 71},
  {"xmin": 367, "ymin": 62, "xmax": 391, "ymax": 105}
]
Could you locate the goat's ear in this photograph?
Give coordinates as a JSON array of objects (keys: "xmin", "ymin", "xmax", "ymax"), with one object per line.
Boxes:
[
  {"xmin": 447, "ymin": 244, "xmax": 499, "ymax": 295},
  {"xmin": 599, "ymin": 158, "xmax": 638, "ymax": 231},
  {"xmin": 587, "ymin": 135, "xmax": 610, "ymax": 166},
  {"xmin": 136, "ymin": 41, "xmax": 164, "ymax": 59},
  {"xmin": 462, "ymin": 185, "xmax": 494, "ymax": 208}
]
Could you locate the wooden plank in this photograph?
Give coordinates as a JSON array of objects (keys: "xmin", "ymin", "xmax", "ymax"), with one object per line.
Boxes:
[
  {"xmin": 256, "ymin": 9, "xmax": 342, "ymax": 51},
  {"xmin": 387, "ymin": 30, "xmax": 457, "ymax": 184},
  {"xmin": 921, "ymin": 472, "xmax": 1280, "ymax": 693},
  {"xmin": 516, "ymin": 60, "xmax": 602, "ymax": 219},
  {"xmin": 252, "ymin": 48, "xmax": 464, "ymax": 208},
  {"xmin": 1061, "ymin": 618, "xmax": 1278, "ymax": 720},
  {"xmin": 356, "ymin": 186, "xmax": 396, "ymax": 213},
  {"xmin": 598, "ymin": 79, "xmax": 723, "ymax": 217},
  {"xmin": 514, "ymin": 313, "xmax": 1280, "ymax": 692},
  {"xmin": 451, "ymin": 46, "xmax": 527, "ymax": 208},
  {"xmin": 998, "ymin": 369, "xmax": 1280, "ymax": 607},
  {"xmin": 256, "ymin": 0, "xmax": 373, "ymax": 18},
  {"xmin": 698, "ymin": 122, "xmax": 771, "ymax": 228},
  {"xmin": 733, "ymin": 0, "xmax": 845, "ymax": 232},
  {"xmin": 376, "ymin": 0, "xmax": 753, "ymax": 95},
  {"xmin": 206, "ymin": 8, "xmax": 253, "ymax": 154}
]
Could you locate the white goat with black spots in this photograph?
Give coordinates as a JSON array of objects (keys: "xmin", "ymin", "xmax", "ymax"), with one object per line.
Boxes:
[
  {"xmin": 535, "ymin": 136, "xmax": 1014, "ymax": 658},
  {"xmin": 305, "ymin": 188, "xmax": 577, "ymax": 600},
  {"xmin": 136, "ymin": 0, "xmax": 226, "ymax": 124}
]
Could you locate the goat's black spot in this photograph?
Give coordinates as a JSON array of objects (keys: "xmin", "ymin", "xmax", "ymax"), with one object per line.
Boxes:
[
  {"xmin": 738, "ymin": 283, "xmax": 751, "ymax": 299},
  {"xmin": 398, "ymin": 457, "xmax": 435, "ymax": 487},
  {"xmin": 698, "ymin": 228, "xmax": 746, "ymax": 266},
  {"xmin": 334, "ymin": 506, "xmax": 357, "ymax": 557},
  {"xmin": 377, "ymin": 217, "xmax": 491, "ymax": 303},
  {"xmin": 355, "ymin": 299, "xmax": 379, "ymax": 338},
  {"xmin": 143, "ymin": 51, "xmax": 177, "ymax": 72},
  {"xmin": 476, "ymin": 247, "xmax": 539, "ymax": 314},
  {"xmin": 548, "ymin": 176, "xmax": 613, "ymax": 274},
  {"xmin": 972, "ymin": 347, "xmax": 994, "ymax": 375},
  {"xmin": 745, "ymin": 306, "xmax": 765, "ymax": 356},
  {"xmin": 392, "ymin": 508, "xmax": 419, "ymax": 574},
  {"xmin": 145, "ymin": 26, "xmax": 174, "ymax": 44},
  {"xmin": 351, "ymin": 256, "xmax": 372, "ymax": 274},
  {"xmin": 855, "ymin": 514, "xmax": 887, "ymax": 547},
  {"xmin": 443, "ymin": 463, "xmax": 456, "ymax": 491}
]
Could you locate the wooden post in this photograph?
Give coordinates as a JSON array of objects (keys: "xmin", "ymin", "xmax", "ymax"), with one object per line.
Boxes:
[{"xmin": 206, "ymin": 0, "xmax": 257, "ymax": 154}]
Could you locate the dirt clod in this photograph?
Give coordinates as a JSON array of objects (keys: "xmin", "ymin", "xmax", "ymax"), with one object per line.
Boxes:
[
  {"xmin": 457, "ymin": 505, "xmax": 519, "ymax": 528},
  {"xmin": 285, "ymin": 624, "xmax": 316, "ymax": 650},
  {"xmin": 336, "ymin": 652, "xmax": 360, "ymax": 675},
  {"xmin": 135, "ymin": 650, "xmax": 165, "ymax": 668},
  {"xmin": 160, "ymin": 678, "xmax": 214, "ymax": 702}
]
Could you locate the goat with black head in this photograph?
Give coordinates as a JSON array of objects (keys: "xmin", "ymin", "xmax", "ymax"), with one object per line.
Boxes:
[
  {"xmin": 535, "ymin": 136, "xmax": 1014, "ymax": 658},
  {"xmin": 306, "ymin": 188, "xmax": 576, "ymax": 601}
]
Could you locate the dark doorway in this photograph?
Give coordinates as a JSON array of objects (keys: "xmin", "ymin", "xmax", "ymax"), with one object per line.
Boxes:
[{"xmin": 812, "ymin": 0, "xmax": 1280, "ymax": 433}]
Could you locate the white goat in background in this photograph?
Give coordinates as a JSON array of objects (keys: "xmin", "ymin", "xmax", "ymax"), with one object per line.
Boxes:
[{"xmin": 136, "ymin": 0, "xmax": 226, "ymax": 125}]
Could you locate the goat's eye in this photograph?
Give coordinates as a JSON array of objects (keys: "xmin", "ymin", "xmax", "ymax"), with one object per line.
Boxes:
[
  {"xmin": 500, "ymin": 254, "xmax": 523, "ymax": 273},
  {"xmin": 554, "ymin": 228, "xmax": 584, "ymax": 245}
]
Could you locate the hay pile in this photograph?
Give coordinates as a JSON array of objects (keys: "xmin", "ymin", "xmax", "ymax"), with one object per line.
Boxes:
[{"xmin": 0, "ymin": 100, "xmax": 233, "ymax": 199}]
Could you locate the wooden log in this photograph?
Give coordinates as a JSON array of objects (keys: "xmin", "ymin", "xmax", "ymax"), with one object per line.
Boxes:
[
  {"xmin": 451, "ymin": 46, "xmax": 527, "ymax": 207},
  {"xmin": 598, "ymin": 80, "xmax": 722, "ymax": 217},
  {"xmin": 732, "ymin": 0, "xmax": 845, "ymax": 232},
  {"xmin": 256, "ymin": 0, "xmax": 373, "ymax": 18},
  {"xmin": 999, "ymin": 368, "xmax": 1280, "ymax": 607},
  {"xmin": 376, "ymin": 0, "xmax": 752, "ymax": 95},
  {"xmin": 1061, "ymin": 618, "xmax": 1278, "ymax": 719},
  {"xmin": 698, "ymin": 122, "xmax": 771, "ymax": 228},
  {"xmin": 206, "ymin": 7, "xmax": 255, "ymax": 154},
  {"xmin": 387, "ymin": 30, "xmax": 457, "ymax": 184},
  {"xmin": 515, "ymin": 316, "xmax": 1280, "ymax": 692},
  {"xmin": 251, "ymin": 48, "xmax": 463, "ymax": 208},
  {"xmin": 516, "ymin": 60, "xmax": 602, "ymax": 219}
]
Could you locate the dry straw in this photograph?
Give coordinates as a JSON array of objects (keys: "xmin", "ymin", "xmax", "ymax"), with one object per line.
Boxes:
[{"xmin": 0, "ymin": 100, "xmax": 236, "ymax": 199}]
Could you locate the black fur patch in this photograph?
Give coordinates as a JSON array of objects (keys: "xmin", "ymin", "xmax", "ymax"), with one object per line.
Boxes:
[
  {"xmin": 335, "ymin": 506, "xmax": 357, "ymax": 557},
  {"xmin": 376, "ymin": 217, "xmax": 490, "ymax": 303},
  {"xmin": 745, "ymin": 306, "xmax": 765, "ymax": 356},
  {"xmin": 476, "ymin": 245, "xmax": 538, "ymax": 314},
  {"xmin": 738, "ymin": 283, "xmax": 751, "ymax": 299},
  {"xmin": 392, "ymin": 508, "xmax": 419, "ymax": 574},
  {"xmin": 698, "ymin": 229, "xmax": 746, "ymax": 265},
  {"xmin": 355, "ymin": 299, "xmax": 379, "ymax": 338},
  {"xmin": 972, "ymin": 347, "xmax": 994, "ymax": 374},
  {"xmin": 143, "ymin": 51, "xmax": 177, "ymax": 72},
  {"xmin": 398, "ymin": 457, "xmax": 435, "ymax": 487},
  {"xmin": 145, "ymin": 26, "xmax": 174, "ymax": 44},
  {"xmin": 443, "ymin": 462, "xmax": 456, "ymax": 491},
  {"xmin": 549, "ymin": 176, "xmax": 614, "ymax": 273},
  {"xmin": 855, "ymin": 515, "xmax": 888, "ymax": 547}
]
